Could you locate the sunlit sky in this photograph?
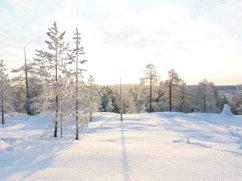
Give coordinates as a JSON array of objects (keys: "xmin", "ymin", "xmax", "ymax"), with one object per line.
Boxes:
[{"xmin": 1, "ymin": 0, "xmax": 242, "ymax": 85}]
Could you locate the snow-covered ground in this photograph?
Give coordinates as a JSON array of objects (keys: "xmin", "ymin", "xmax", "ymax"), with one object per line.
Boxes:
[{"xmin": 1, "ymin": 112, "xmax": 242, "ymax": 181}]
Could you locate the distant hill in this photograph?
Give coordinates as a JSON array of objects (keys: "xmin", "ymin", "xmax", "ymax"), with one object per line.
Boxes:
[
  {"xmin": 100, "ymin": 84, "xmax": 237, "ymax": 94},
  {"xmin": 187, "ymin": 85, "xmax": 237, "ymax": 93}
]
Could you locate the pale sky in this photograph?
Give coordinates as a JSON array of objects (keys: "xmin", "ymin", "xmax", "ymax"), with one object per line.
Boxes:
[{"xmin": 1, "ymin": 0, "xmax": 242, "ymax": 85}]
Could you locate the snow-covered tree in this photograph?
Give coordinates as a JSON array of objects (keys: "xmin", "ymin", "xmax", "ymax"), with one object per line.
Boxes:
[
  {"xmin": 136, "ymin": 78, "xmax": 149, "ymax": 112},
  {"xmin": 152, "ymin": 81, "xmax": 166, "ymax": 112},
  {"xmin": 164, "ymin": 69, "xmax": 180, "ymax": 112},
  {"xmin": 194, "ymin": 79, "xmax": 218, "ymax": 113},
  {"xmin": 1, "ymin": 60, "xmax": 12, "ymax": 124},
  {"xmin": 105, "ymin": 98, "xmax": 114, "ymax": 112},
  {"xmin": 33, "ymin": 22, "xmax": 73, "ymax": 137},
  {"xmin": 141, "ymin": 64, "xmax": 160, "ymax": 112},
  {"xmin": 215, "ymin": 92, "xmax": 229, "ymax": 112},
  {"xmin": 11, "ymin": 48, "xmax": 38, "ymax": 115},
  {"xmin": 56, "ymin": 73, "xmax": 73, "ymax": 138},
  {"xmin": 125, "ymin": 88, "xmax": 138, "ymax": 114},
  {"xmin": 86, "ymin": 75, "xmax": 101, "ymax": 121},
  {"xmin": 230, "ymin": 85, "xmax": 242, "ymax": 114},
  {"xmin": 176, "ymin": 80, "xmax": 191, "ymax": 112},
  {"xmin": 11, "ymin": 77, "xmax": 25, "ymax": 113},
  {"xmin": 70, "ymin": 28, "xmax": 88, "ymax": 140},
  {"xmin": 100, "ymin": 87, "xmax": 117, "ymax": 112}
]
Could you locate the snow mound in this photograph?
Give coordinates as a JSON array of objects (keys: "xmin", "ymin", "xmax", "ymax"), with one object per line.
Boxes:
[
  {"xmin": 221, "ymin": 104, "xmax": 233, "ymax": 116},
  {"xmin": 0, "ymin": 140, "xmax": 10, "ymax": 150}
]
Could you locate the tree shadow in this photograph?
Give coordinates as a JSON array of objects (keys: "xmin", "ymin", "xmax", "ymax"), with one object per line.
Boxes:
[
  {"xmin": 83, "ymin": 115, "xmax": 117, "ymax": 136},
  {"xmin": 121, "ymin": 121, "xmax": 129, "ymax": 181},
  {"xmin": 0, "ymin": 138, "xmax": 74, "ymax": 180}
]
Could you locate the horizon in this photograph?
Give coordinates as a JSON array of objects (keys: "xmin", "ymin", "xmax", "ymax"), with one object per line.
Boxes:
[
  {"xmin": 1, "ymin": 0, "xmax": 242, "ymax": 86},
  {"xmin": 98, "ymin": 83, "xmax": 239, "ymax": 87}
]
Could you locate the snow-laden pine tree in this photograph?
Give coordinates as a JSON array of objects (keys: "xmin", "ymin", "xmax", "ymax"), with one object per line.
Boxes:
[
  {"xmin": 141, "ymin": 64, "xmax": 160, "ymax": 112},
  {"xmin": 69, "ymin": 28, "xmax": 88, "ymax": 140},
  {"xmin": 101, "ymin": 87, "xmax": 111, "ymax": 112},
  {"xmin": 125, "ymin": 88, "xmax": 138, "ymax": 114},
  {"xmin": 11, "ymin": 48, "xmax": 39, "ymax": 115},
  {"xmin": 229, "ymin": 85, "xmax": 242, "ymax": 114},
  {"xmin": 194, "ymin": 79, "xmax": 218, "ymax": 113},
  {"xmin": 37, "ymin": 73, "xmax": 74, "ymax": 138},
  {"xmin": 11, "ymin": 76, "xmax": 25, "ymax": 113},
  {"xmin": 0, "ymin": 60, "xmax": 12, "ymax": 124},
  {"xmin": 105, "ymin": 98, "xmax": 114, "ymax": 112},
  {"xmin": 176, "ymin": 80, "xmax": 191, "ymax": 112},
  {"xmin": 57, "ymin": 73, "xmax": 73, "ymax": 138},
  {"xmin": 136, "ymin": 77, "xmax": 149, "ymax": 113},
  {"xmin": 164, "ymin": 69, "xmax": 180, "ymax": 112},
  {"xmin": 153, "ymin": 81, "xmax": 166, "ymax": 112},
  {"xmin": 86, "ymin": 75, "xmax": 101, "ymax": 121},
  {"xmin": 33, "ymin": 22, "xmax": 73, "ymax": 137}
]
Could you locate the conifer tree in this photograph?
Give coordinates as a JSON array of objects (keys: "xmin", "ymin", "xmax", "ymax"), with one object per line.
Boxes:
[
  {"xmin": 71, "ymin": 28, "xmax": 87, "ymax": 140},
  {"xmin": 12, "ymin": 77, "xmax": 25, "ymax": 113},
  {"xmin": 0, "ymin": 60, "xmax": 11, "ymax": 124},
  {"xmin": 136, "ymin": 78, "xmax": 149, "ymax": 112},
  {"xmin": 126, "ymin": 88, "xmax": 137, "ymax": 114},
  {"xmin": 165, "ymin": 69, "xmax": 180, "ymax": 112},
  {"xmin": 142, "ymin": 64, "xmax": 160, "ymax": 112},
  {"xmin": 152, "ymin": 81, "xmax": 166, "ymax": 112},
  {"xmin": 195, "ymin": 79, "xmax": 217, "ymax": 113},
  {"xmin": 57, "ymin": 73, "xmax": 73, "ymax": 138},
  {"xmin": 86, "ymin": 75, "xmax": 101, "ymax": 121},
  {"xmin": 101, "ymin": 87, "xmax": 111, "ymax": 111},
  {"xmin": 229, "ymin": 85, "xmax": 242, "ymax": 114},
  {"xmin": 106, "ymin": 98, "xmax": 114, "ymax": 112},
  {"xmin": 176, "ymin": 80, "xmax": 190, "ymax": 112},
  {"xmin": 11, "ymin": 48, "xmax": 37, "ymax": 115},
  {"xmin": 34, "ymin": 22, "xmax": 73, "ymax": 137}
]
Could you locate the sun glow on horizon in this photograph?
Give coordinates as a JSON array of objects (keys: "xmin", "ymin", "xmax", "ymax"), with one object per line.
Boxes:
[{"xmin": 1, "ymin": 0, "xmax": 242, "ymax": 86}]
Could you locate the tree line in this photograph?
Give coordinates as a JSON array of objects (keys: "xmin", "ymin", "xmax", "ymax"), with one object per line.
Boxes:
[{"xmin": 99, "ymin": 65, "xmax": 236, "ymax": 115}]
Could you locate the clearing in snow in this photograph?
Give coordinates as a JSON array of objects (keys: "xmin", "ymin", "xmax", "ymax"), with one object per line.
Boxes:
[{"xmin": 1, "ymin": 112, "xmax": 242, "ymax": 181}]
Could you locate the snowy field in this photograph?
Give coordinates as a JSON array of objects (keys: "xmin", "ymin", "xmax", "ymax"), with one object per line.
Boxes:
[{"xmin": 1, "ymin": 112, "xmax": 242, "ymax": 181}]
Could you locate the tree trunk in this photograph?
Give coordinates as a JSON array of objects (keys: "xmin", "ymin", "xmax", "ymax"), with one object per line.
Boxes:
[
  {"xmin": 204, "ymin": 93, "xmax": 206, "ymax": 113},
  {"xmin": 120, "ymin": 76, "xmax": 123, "ymax": 121},
  {"xmin": 180, "ymin": 89, "xmax": 184, "ymax": 112},
  {"xmin": 150, "ymin": 71, "xmax": 152, "ymax": 112},
  {"xmin": 1, "ymin": 60, "xmax": 4, "ymax": 124},
  {"xmin": 24, "ymin": 48, "xmax": 31, "ymax": 115},
  {"xmin": 54, "ymin": 46, "xmax": 58, "ymax": 137},
  {"xmin": 75, "ymin": 28, "xmax": 80, "ymax": 140},
  {"xmin": 123, "ymin": 90, "xmax": 126, "ymax": 114},
  {"xmin": 204, "ymin": 84, "xmax": 206, "ymax": 113},
  {"xmin": 1, "ymin": 93, "xmax": 3, "ymax": 125},
  {"xmin": 169, "ymin": 81, "xmax": 172, "ymax": 112},
  {"xmin": 61, "ymin": 113, "xmax": 63, "ymax": 138}
]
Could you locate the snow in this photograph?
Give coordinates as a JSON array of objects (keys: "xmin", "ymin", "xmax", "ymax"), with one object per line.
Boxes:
[
  {"xmin": 221, "ymin": 104, "xmax": 233, "ymax": 116},
  {"xmin": 1, "ymin": 112, "xmax": 242, "ymax": 180}
]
